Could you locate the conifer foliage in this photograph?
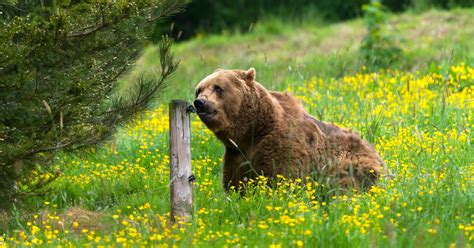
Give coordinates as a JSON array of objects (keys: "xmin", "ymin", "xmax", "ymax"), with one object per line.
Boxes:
[{"xmin": 0, "ymin": 0, "xmax": 184, "ymax": 209}]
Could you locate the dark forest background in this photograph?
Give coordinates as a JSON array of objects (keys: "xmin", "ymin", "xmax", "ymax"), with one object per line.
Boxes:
[{"xmin": 159, "ymin": 0, "xmax": 473, "ymax": 40}]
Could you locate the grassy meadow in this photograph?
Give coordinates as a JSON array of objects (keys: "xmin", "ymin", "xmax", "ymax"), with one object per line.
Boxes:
[{"xmin": 1, "ymin": 9, "xmax": 473, "ymax": 247}]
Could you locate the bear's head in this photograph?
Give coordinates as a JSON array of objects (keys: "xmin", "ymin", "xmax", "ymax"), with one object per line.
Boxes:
[{"xmin": 194, "ymin": 68, "xmax": 256, "ymax": 134}]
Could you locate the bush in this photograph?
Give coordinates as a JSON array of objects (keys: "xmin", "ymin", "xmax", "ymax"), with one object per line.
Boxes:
[{"xmin": 360, "ymin": 1, "xmax": 402, "ymax": 69}]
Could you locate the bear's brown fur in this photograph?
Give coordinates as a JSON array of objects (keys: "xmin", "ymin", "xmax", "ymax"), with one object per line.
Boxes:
[{"xmin": 194, "ymin": 68, "xmax": 384, "ymax": 192}]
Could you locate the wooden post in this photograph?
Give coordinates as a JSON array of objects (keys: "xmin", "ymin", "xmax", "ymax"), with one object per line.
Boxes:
[{"xmin": 169, "ymin": 100, "xmax": 193, "ymax": 224}]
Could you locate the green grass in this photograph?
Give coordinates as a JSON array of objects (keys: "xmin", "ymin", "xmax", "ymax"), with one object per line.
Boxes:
[
  {"xmin": 1, "ymin": 8, "xmax": 473, "ymax": 247},
  {"xmin": 132, "ymin": 8, "xmax": 474, "ymax": 102}
]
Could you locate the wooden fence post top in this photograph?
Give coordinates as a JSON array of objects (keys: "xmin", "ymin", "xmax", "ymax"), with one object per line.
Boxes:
[{"xmin": 170, "ymin": 100, "xmax": 189, "ymax": 105}]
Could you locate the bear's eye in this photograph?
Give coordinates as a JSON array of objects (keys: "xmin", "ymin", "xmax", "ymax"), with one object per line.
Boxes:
[{"xmin": 214, "ymin": 85, "xmax": 223, "ymax": 94}]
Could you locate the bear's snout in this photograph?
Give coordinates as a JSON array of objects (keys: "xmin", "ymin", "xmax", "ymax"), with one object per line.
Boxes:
[
  {"xmin": 194, "ymin": 98, "xmax": 217, "ymax": 123},
  {"xmin": 194, "ymin": 98, "xmax": 206, "ymax": 109}
]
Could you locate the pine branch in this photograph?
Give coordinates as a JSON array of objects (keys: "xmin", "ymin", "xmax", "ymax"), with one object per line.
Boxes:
[
  {"xmin": 0, "ymin": 3, "xmax": 26, "ymax": 13},
  {"xmin": 146, "ymin": 0, "xmax": 187, "ymax": 22}
]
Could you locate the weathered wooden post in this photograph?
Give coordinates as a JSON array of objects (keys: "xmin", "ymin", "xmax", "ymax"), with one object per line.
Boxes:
[{"xmin": 169, "ymin": 100, "xmax": 193, "ymax": 224}]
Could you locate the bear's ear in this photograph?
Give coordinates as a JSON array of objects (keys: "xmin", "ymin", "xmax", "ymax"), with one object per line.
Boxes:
[
  {"xmin": 243, "ymin": 68, "xmax": 256, "ymax": 82},
  {"xmin": 214, "ymin": 68, "xmax": 223, "ymax": 73}
]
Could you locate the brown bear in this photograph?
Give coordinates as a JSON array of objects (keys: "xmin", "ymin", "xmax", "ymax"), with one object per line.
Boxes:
[{"xmin": 194, "ymin": 68, "xmax": 384, "ymax": 192}]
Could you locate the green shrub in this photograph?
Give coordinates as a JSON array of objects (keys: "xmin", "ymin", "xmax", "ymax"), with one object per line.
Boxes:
[{"xmin": 360, "ymin": 1, "xmax": 403, "ymax": 68}]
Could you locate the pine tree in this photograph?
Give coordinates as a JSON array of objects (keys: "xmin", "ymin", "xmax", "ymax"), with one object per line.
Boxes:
[{"xmin": 0, "ymin": 0, "xmax": 185, "ymax": 209}]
